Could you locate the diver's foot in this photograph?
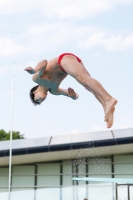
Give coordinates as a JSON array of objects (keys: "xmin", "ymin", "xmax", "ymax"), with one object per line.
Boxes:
[
  {"xmin": 106, "ymin": 107, "xmax": 115, "ymax": 128},
  {"xmin": 104, "ymin": 98, "xmax": 117, "ymax": 121}
]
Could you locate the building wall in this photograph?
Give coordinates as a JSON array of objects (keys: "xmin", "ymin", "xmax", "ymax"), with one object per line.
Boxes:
[{"xmin": 0, "ymin": 154, "xmax": 133, "ymax": 200}]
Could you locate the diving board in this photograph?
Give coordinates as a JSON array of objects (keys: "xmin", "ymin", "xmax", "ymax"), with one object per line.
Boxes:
[{"xmin": 72, "ymin": 177, "xmax": 133, "ymax": 184}]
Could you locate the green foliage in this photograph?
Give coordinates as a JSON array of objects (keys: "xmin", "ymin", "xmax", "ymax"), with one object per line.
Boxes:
[{"xmin": 0, "ymin": 129, "xmax": 25, "ymax": 141}]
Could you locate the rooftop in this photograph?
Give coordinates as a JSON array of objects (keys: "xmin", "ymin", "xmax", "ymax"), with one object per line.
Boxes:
[{"xmin": 0, "ymin": 127, "xmax": 133, "ymax": 166}]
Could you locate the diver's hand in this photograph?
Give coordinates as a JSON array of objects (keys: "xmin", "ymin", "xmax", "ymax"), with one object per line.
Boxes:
[
  {"xmin": 24, "ymin": 66, "xmax": 36, "ymax": 74},
  {"xmin": 68, "ymin": 88, "xmax": 79, "ymax": 100}
]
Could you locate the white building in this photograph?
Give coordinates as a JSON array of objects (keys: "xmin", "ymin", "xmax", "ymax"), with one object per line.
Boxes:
[{"xmin": 0, "ymin": 128, "xmax": 133, "ymax": 200}]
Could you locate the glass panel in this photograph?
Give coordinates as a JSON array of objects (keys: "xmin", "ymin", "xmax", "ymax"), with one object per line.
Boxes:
[
  {"xmin": 78, "ymin": 160, "xmax": 86, "ymax": 198},
  {"xmin": 37, "ymin": 163, "xmax": 60, "ymax": 186},
  {"xmin": 88, "ymin": 157, "xmax": 112, "ymax": 177},
  {"xmin": 114, "ymin": 155, "xmax": 133, "ymax": 178},
  {"xmin": 62, "ymin": 161, "xmax": 73, "ymax": 199},
  {"xmin": 12, "ymin": 166, "xmax": 35, "ymax": 187},
  {"xmin": 0, "ymin": 167, "xmax": 8, "ymax": 200},
  {"xmin": 36, "ymin": 163, "xmax": 60, "ymax": 200},
  {"xmin": 62, "ymin": 161, "xmax": 72, "ymax": 185},
  {"xmin": 117, "ymin": 185, "xmax": 128, "ymax": 200},
  {"xmin": 0, "ymin": 168, "xmax": 9, "ymax": 188},
  {"xmin": 78, "ymin": 158, "xmax": 86, "ymax": 178},
  {"xmin": 130, "ymin": 186, "xmax": 133, "ymax": 200}
]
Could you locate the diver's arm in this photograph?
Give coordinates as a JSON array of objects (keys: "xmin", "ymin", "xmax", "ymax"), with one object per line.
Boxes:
[
  {"xmin": 34, "ymin": 60, "xmax": 47, "ymax": 76},
  {"xmin": 49, "ymin": 87, "xmax": 79, "ymax": 100},
  {"xmin": 24, "ymin": 60, "xmax": 47, "ymax": 82}
]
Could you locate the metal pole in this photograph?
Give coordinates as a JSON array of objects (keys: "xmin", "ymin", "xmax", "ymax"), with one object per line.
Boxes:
[
  {"xmin": 8, "ymin": 76, "xmax": 14, "ymax": 200},
  {"xmin": 8, "ymin": 62, "xmax": 17, "ymax": 200}
]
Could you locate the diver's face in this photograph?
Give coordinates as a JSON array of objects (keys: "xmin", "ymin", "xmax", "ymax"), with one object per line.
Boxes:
[{"xmin": 33, "ymin": 90, "xmax": 47, "ymax": 104}]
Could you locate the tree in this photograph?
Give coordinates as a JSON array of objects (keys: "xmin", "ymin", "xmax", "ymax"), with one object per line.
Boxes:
[{"xmin": 0, "ymin": 129, "xmax": 25, "ymax": 141}]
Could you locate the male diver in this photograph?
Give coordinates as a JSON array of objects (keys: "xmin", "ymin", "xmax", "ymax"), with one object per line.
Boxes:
[{"xmin": 25, "ymin": 53, "xmax": 117, "ymax": 128}]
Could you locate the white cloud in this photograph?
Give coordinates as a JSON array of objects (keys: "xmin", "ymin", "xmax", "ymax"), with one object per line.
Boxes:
[
  {"xmin": 27, "ymin": 23, "xmax": 133, "ymax": 52},
  {"xmin": 104, "ymin": 34, "xmax": 133, "ymax": 51},
  {"xmin": 1, "ymin": 23, "xmax": 133, "ymax": 58},
  {"xmin": 78, "ymin": 31, "xmax": 105, "ymax": 48},
  {"xmin": 0, "ymin": 37, "xmax": 24, "ymax": 56},
  {"xmin": 0, "ymin": 0, "xmax": 133, "ymax": 18},
  {"xmin": 78, "ymin": 30, "xmax": 133, "ymax": 51},
  {"xmin": 7, "ymin": 23, "xmax": 133, "ymax": 57},
  {"xmin": 21, "ymin": 23, "xmax": 91, "ymax": 55}
]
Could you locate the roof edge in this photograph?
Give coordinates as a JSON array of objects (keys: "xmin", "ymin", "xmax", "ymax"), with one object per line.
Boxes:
[{"xmin": 0, "ymin": 136, "xmax": 133, "ymax": 157}]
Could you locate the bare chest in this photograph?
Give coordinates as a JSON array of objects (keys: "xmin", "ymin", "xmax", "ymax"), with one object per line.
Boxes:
[{"xmin": 37, "ymin": 67, "xmax": 67, "ymax": 89}]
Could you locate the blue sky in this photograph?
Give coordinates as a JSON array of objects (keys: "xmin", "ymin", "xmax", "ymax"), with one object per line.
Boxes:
[{"xmin": 0, "ymin": 0, "xmax": 133, "ymax": 138}]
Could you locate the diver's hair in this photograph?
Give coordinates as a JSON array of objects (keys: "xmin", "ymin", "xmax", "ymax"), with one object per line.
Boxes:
[{"xmin": 29, "ymin": 85, "xmax": 40, "ymax": 106}]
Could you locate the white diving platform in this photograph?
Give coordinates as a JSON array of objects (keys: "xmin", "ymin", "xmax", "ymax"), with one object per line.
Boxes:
[{"xmin": 72, "ymin": 177, "xmax": 133, "ymax": 184}]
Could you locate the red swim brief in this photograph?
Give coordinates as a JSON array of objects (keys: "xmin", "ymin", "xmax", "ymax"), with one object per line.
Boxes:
[{"xmin": 58, "ymin": 53, "xmax": 82, "ymax": 73}]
